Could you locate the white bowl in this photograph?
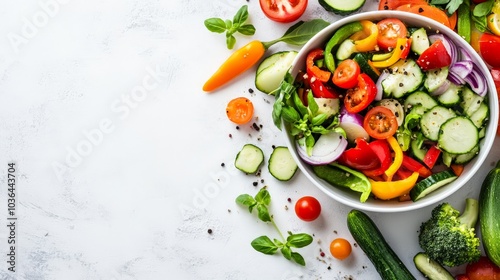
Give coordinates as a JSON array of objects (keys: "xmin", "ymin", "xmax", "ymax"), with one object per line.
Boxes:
[{"xmin": 284, "ymin": 11, "xmax": 498, "ymax": 212}]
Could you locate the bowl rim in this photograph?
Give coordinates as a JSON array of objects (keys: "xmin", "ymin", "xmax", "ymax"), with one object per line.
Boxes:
[{"xmin": 283, "ymin": 11, "xmax": 499, "ymax": 213}]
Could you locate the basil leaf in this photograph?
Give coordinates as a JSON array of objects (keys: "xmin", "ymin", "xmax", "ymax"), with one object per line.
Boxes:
[
  {"xmin": 235, "ymin": 194, "xmax": 257, "ymax": 213},
  {"xmin": 430, "ymin": 0, "xmax": 449, "ymax": 4},
  {"xmin": 204, "ymin": 18, "xmax": 227, "ymax": 33},
  {"xmin": 226, "ymin": 34, "xmax": 236, "ymax": 49},
  {"xmin": 257, "ymin": 204, "xmax": 271, "ymax": 222},
  {"xmin": 251, "ymin": 236, "xmax": 278, "ymax": 255},
  {"xmin": 237, "ymin": 24, "xmax": 256, "ymax": 36},
  {"xmin": 306, "ymin": 90, "xmax": 318, "ymax": 116},
  {"xmin": 278, "ymin": 19, "xmax": 330, "ymax": 46},
  {"xmin": 311, "ymin": 113, "xmax": 327, "ymax": 126},
  {"xmin": 281, "ymin": 106, "xmax": 301, "ymax": 123},
  {"xmin": 291, "ymin": 252, "xmax": 306, "ymax": 266},
  {"xmin": 446, "ymin": 0, "xmax": 464, "ymax": 15},
  {"xmin": 233, "ymin": 5, "xmax": 248, "ymax": 26},
  {"xmin": 255, "ymin": 188, "xmax": 271, "ymax": 205},
  {"xmin": 287, "ymin": 233, "xmax": 313, "ymax": 248},
  {"xmin": 281, "ymin": 246, "xmax": 292, "ymax": 260},
  {"xmin": 474, "ymin": 0, "xmax": 494, "ymax": 17}
]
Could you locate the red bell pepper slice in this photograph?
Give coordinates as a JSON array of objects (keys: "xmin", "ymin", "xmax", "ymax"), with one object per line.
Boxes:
[
  {"xmin": 423, "ymin": 145, "xmax": 441, "ymax": 169},
  {"xmin": 396, "ymin": 167, "xmax": 414, "ymax": 180},
  {"xmin": 338, "ymin": 138, "xmax": 380, "ymax": 170},
  {"xmin": 309, "ymin": 75, "xmax": 340, "ymax": 99},
  {"xmin": 401, "ymin": 154, "xmax": 432, "ymax": 178},
  {"xmin": 361, "ymin": 139, "xmax": 392, "ymax": 177},
  {"xmin": 306, "ymin": 48, "xmax": 331, "ymax": 83}
]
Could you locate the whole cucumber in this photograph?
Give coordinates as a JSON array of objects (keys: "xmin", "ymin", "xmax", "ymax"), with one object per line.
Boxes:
[{"xmin": 479, "ymin": 160, "xmax": 500, "ymax": 267}]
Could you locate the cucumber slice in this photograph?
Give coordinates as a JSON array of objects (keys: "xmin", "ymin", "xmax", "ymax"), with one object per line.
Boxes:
[
  {"xmin": 410, "ymin": 27, "xmax": 430, "ymax": 55},
  {"xmin": 410, "ymin": 170, "xmax": 457, "ymax": 201},
  {"xmin": 255, "ymin": 51, "xmax": 298, "ymax": 95},
  {"xmin": 413, "ymin": 252, "xmax": 455, "ymax": 280},
  {"xmin": 460, "ymin": 86, "xmax": 484, "ymax": 117},
  {"xmin": 437, "ymin": 83, "xmax": 461, "ymax": 107},
  {"xmin": 438, "ymin": 116, "xmax": 479, "ymax": 154},
  {"xmin": 381, "ymin": 59, "xmax": 424, "ymax": 98},
  {"xmin": 268, "ymin": 146, "xmax": 298, "ymax": 181},
  {"xmin": 336, "ymin": 39, "xmax": 357, "ymax": 60},
  {"xmin": 318, "ymin": 0, "xmax": 366, "ymax": 15},
  {"xmin": 420, "ymin": 106, "xmax": 456, "ymax": 141},
  {"xmin": 403, "ymin": 91, "xmax": 438, "ymax": 112},
  {"xmin": 454, "ymin": 145, "xmax": 479, "ymax": 164},
  {"xmin": 378, "ymin": 98, "xmax": 404, "ymax": 126},
  {"xmin": 235, "ymin": 144, "xmax": 264, "ymax": 174},
  {"xmin": 469, "ymin": 102, "xmax": 489, "ymax": 128},
  {"xmin": 424, "ymin": 67, "xmax": 449, "ymax": 93}
]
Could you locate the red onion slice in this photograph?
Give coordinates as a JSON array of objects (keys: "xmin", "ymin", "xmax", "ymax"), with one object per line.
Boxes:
[
  {"xmin": 375, "ymin": 70, "xmax": 389, "ymax": 101},
  {"xmin": 296, "ymin": 131, "xmax": 348, "ymax": 165},
  {"xmin": 339, "ymin": 107, "xmax": 370, "ymax": 142}
]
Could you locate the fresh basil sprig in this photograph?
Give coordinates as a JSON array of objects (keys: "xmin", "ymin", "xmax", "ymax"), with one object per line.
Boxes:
[
  {"xmin": 472, "ymin": 0, "xmax": 495, "ymax": 32},
  {"xmin": 236, "ymin": 187, "xmax": 313, "ymax": 266},
  {"xmin": 272, "ymin": 72, "xmax": 343, "ymax": 155},
  {"xmin": 204, "ymin": 5, "xmax": 256, "ymax": 49}
]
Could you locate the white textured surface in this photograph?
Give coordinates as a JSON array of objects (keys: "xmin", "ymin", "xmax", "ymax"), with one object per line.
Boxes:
[{"xmin": 0, "ymin": 0, "xmax": 499, "ymax": 279}]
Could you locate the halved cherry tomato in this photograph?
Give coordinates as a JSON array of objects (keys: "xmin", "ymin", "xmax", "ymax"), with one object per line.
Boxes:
[
  {"xmin": 329, "ymin": 238, "xmax": 352, "ymax": 260},
  {"xmin": 378, "ymin": 0, "xmax": 427, "ymax": 10},
  {"xmin": 226, "ymin": 97, "xmax": 254, "ymax": 124},
  {"xmin": 332, "ymin": 59, "xmax": 360, "ymax": 89},
  {"xmin": 259, "ymin": 0, "xmax": 308, "ymax": 23},
  {"xmin": 376, "ymin": 18, "xmax": 408, "ymax": 50},
  {"xmin": 416, "ymin": 39, "xmax": 452, "ymax": 71},
  {"xmin": 295, "ymin": 196, "xmax": 321, "ymax": 222},
  {"xmin": 306, "ymin": 48, "xmax": 331, "ymax": 83},
  {"xmin": 363, "ymin": 106, "xmax": 398, "ymax": 139},
  {"xmin": 338, "ymin": 138, "xmax": 380, "ymax": 170},
  {"xmin": 344, "ymin": 73, "xmax": 377, "ymax": 113},
  {"xmin": 479, "ymin": 33, "xmax": 500, "ymax": 68},
  {"xmin": 309, "ymin": 75, "xmax": 340, "ymax": 98}
]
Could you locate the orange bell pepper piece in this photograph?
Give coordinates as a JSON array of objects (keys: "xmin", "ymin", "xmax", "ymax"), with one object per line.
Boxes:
[{"xmin": 351, "ymin": 20, "xmax": 379, "ymax": 52}]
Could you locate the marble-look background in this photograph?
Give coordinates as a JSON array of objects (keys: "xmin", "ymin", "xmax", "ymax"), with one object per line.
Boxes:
[{"xmin": 0, "ymin": 0, "xmax": 498, "ymax": 279}]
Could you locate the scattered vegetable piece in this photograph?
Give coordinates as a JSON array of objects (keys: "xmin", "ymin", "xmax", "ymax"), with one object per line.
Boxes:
[
  {"xmin": 234, "ymin": 144, "xmax": 264, "ymax": 174},
  {"xmin": 295, "ymin": 196, "xmax": 321, "ymax": 222},
  {"xmin": 259, "ymin": 0, "xmax": 308, "ymax": 23},
  {"xmin": 226, "ymin": 97, "xmax": 254, "ymax": 124},
  {"xmin": 465, "ymin": 256, "xmax": 500, "ymax": 280},
  {"xmin": 204, "ymin": 5, "xmax": 256, "ymax": 49},
  {"xmin": 329, "ymin": 238, "xmax": 352, "ymax": 260},
  {"xmin": 413, "ymin": 252, "xmax": 455, "ymax": 280},
  {"xmin": 268, "ymin": 146, "xmax": 298, "ymax": 181}
]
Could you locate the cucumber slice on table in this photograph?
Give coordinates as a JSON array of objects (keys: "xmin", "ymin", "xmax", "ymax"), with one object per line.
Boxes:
[
  {"xmin": 410, "ymin": 170, "xmax": 457, "ymax": 201},
  {"xmin": 255, "ymin": 51, "xmax": 298, "ymax": 95},
  {"xmin": 318, "ymin": 0, "xmax": 366, "ymax": 15},
  {"xmin": 268, "ymin": 146, "xmax": 298, "ymax": 181},
  {"xmin": 235, "ymin": 144, "xmax": 264, "ymax": 174}
]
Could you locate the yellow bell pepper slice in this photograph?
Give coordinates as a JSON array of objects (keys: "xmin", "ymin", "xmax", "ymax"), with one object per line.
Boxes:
[
  {"xmin": 369, "ymin": 171, "xmax": 419, "ymax": 200},
  {"xmin": 371, "ymin": 38, "xmax": 407, "ymax": 68},
  {"xmin": 384, "ymin": 136, "xmax": 403, "ymax": 181},
  {"xmin": 351, "ymin": 20, "xmax": 379, "ymax": 52}
]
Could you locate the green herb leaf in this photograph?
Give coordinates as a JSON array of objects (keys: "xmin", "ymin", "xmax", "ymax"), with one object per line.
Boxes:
[
  {"xmin": 306, "ymin": 90, "xmax": 319, "ymax": 116},
  {"xmin": 287, "ymin": 233, "xmax": 313, "ymax": 248},
  {"xmin": 281, "ymin": 246, "xmax": 292, "ymax": 260},
  {"xmin": 235, "ymin": 194, "xmax": 257, "ymax": 213},
  {"xmin": 233, "ymin": 5, "xmax": 249, "ymax": 26},
  {"xmin": 226, "ymin": 34, "xmax": 236, "ymax": 49},
  {"xmin": 474, "ymin": 0, "xmax": 495, "ymax": 17},
  {"xmin": 446, "ymin": 0, "xmax": 464, "ymax": 15},
  {"xmin": 257, "ymin": 204, "xmax": 271, "ymax": 222},
  {"xmin": 204, "ymin": 18, "xmax": 227, "ymax": 33},
  {"xmin": 251, "ymin": 236, "xmax": 279, "ymax": 255},
  {"xmin": 291, "ymin": 252, "xmax": 306, "ymax": 266},
  {"xmin": 279, "ymin": 19, "xmax": 330, "ymax": 46},
  {"xmin": 311, "ymin": 113, "xmax": 327, "ymax": 126},
  {"xmin": 255, "ymin": 188, "xmax": 271, "ymax": 205},
  {"xmin": 281, "ymin": 106, "xmax": 301, "ymax": 123},
  {"xmin": 237, "ymin": 24, "xmax": 256, "ymax": 36}
]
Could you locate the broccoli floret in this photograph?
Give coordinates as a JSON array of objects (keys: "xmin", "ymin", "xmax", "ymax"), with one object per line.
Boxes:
[{"xmin": 418, "ymin": 198, "xmax": 480, "ymax": 267}]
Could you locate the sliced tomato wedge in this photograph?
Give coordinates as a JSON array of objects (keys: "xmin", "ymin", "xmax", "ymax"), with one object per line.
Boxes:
[
  {"xmin": 332, "ymin": 59, "xmax": 360, "ymax": 89},
  {"xmin": 363, "ymin": 106, "xmax": 398, "ymax": 139},
  {"xmin": 416, "ymin": 39, "xmax": 452, "ymax": 71},
  {"xmin": 479, "ymin": 33, "xmax": 500, "ymax": 68},
  {"xmin": 226, "ymin": 97, "xmax": 254, "ymax": 124},
  {"xmin": 259, "ymin": 0, "xmax": 308, "ymax": 23},
  {"xmin": 344, "ymin": 73, "xmax": 377, "ymax": 113},
  {"xmin": 376, "ymin": 18, "xmax": 408, "ymax": 50}
]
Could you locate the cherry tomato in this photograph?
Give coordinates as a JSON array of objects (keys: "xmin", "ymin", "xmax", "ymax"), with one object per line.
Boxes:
[
  {"xmin": 226, "ymin": 97, "xmax": 254, "ymax": 124},
  {"xmin": 332, "ymin": 59, "xmax": 361, "ymax": 89},
  {"xmin": 344, "ymin": 73, "xmax": 377, "ymax": 113},
  {"xmin": 376, "ymin": 18, "xmax": 408, "ymax": 50},
  {"xmin": 294, "ymin": 196, "xmax": 321, "ymax": 222},
  {"xmin": 259, "ymin": 0, "xmax": 308, "ymax": 23},
  {"xmin": 417, "ymin": 39, "xmax": 451, "ymax": 71},
  {"xmin": 479, "ymin": 33, "xmax": 500, "ymax": 68},
  {"xmin": 455, "ymin": 274, "xmax": 470, "ymax": 280},
  {"xmin": 363, "ymin": 106, "xmax": 398, "ymax": 139},
  {"xmin": 329, "ymin": 238, "xmax": 352, "ymax": 260},
  {"xmin": 466, "ymin": 256, "xmax": 500, "ymax": 280}
]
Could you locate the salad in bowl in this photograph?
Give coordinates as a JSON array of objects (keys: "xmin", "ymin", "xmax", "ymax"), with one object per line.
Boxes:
[{"xmin": 273, "ymin": 11, "xmax": 498, "ymax": 212}]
